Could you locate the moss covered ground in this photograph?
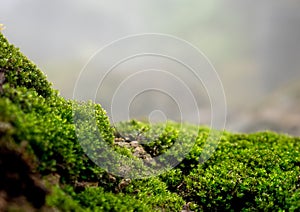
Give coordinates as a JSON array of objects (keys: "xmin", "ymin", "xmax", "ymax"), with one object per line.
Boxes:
[{"xmin": 0, "ymin": 31, "xmax": 300, "ymax": 211}]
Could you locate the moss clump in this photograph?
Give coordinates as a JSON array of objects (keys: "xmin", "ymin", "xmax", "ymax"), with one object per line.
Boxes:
[{"xmin": 1, "ymin": 31, "xmax": 300, "ymax": 211}]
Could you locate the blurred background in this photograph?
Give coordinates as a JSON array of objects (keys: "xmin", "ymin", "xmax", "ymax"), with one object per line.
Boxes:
[{"xmin": 1, "ymin": 0, "xmax": 300, "ymax": 135}]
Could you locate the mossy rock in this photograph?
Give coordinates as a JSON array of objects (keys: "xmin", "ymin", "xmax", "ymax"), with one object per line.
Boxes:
[{"xmin": 1, "ymin": 31, "xmax": 300, "ymax": 211}]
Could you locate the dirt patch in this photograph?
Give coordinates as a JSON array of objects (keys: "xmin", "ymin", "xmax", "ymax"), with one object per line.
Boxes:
[{"xmin": 0, "ymin": 142, "xmax": 49, "ymax": 211}]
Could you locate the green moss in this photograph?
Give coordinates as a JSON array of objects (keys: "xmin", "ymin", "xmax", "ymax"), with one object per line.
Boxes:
[
  {"xmin": 47, "ymin": 185, "xmax": 85, "ymax": 212},
  {"xmin": 1, "ymin": 31, "xmax": 300, "ymax": 211},
  {"xmin": 73, "ymin": 187, "xmax": 152, "ymax": 212},
  {"xmin": 0, "ymin": 33, "xmax": 53, "ymax": 98}
]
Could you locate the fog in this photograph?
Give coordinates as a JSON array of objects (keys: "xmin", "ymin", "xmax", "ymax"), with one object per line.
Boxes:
[{"xmin": 1, "ymin": 0, "xmax": 300, "ymax": 135}]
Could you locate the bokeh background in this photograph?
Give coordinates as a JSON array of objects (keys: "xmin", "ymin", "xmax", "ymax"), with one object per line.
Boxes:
[{"xmin": 1, "ymin": 0, "xmax": 300, "ymax": 135}]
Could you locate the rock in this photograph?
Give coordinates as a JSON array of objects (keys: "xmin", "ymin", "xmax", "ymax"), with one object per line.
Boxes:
[
  {"xmin": 114, "ymin": 137, "xmax": 125, "ymax": 142},
  {"xmin": 117, "ymin": 178, "xmax": 131, "ymax": 191},
  {"xmin": 133, "ymin": 146, "xmax": 147, "ymax": 157},
  {"xmin": 114, "ymin": 142, "xmax": 130, "ymax": 148},
  {"xmin": 108, "ymin": 174, "xmax": 117, "ymax": 183},
  {"xmin": 130, "ymin": 141, "xmax": 139, "ymax": 147}
]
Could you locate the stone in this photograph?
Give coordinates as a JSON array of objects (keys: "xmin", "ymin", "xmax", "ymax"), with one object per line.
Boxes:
[{"xmin": 130, "ymin": 141, "xmax": 139, "ymax": 147}]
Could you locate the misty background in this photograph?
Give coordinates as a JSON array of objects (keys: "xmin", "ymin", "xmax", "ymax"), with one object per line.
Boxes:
[{"xmin": 1, "ymin": 0, "xmax": 300, "ymax": 135}]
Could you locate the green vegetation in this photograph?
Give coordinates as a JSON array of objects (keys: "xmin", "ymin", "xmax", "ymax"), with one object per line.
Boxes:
[{"xmin": 0, "ymin": 31, "xmax": 300, "ymax": 211}]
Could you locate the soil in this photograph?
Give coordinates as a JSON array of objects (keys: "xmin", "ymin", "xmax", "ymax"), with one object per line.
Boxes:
[{"xmin": 0, "ymin": 142, "xmax": 49, "ymax": 211}]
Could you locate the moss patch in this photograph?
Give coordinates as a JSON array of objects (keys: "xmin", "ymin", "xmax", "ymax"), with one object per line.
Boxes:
[{"xmin": 1, "ymin": 31, "xmax": 300, "ymax": 211}]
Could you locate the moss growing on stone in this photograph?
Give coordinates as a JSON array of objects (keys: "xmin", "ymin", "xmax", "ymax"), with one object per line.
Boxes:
[{"xmin": 1, "ymin": 31, "xmax": 300, "ymax": 211}]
